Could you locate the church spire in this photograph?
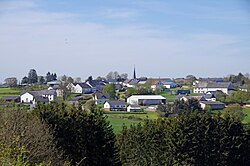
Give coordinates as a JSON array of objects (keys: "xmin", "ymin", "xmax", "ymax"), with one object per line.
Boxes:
[{"xmin": 133, "ymin": 65, "xmax": 136, "ymax": 79}]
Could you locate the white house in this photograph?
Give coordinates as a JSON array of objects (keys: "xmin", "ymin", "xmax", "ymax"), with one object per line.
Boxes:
[
  {"xmin": 20, "ymin": 90, "xmax": 56, "ymax": 104},
  {"xmin": 104, "ymin": 100, "xmax": 127, "ymax": 111},
  {"xmin": 127, "ymin": 105, "xmax": 141, "ymax": 112},
  {"xmin": 127, "ymin": 95, "xmax": 166, "ymax": 106},
  {"xmin": 193, "ymin": 82, "xmax": 233, "ymax": 94}
]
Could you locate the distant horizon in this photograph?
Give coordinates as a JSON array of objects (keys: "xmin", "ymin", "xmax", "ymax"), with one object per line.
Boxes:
[
  {"xmin": 1, "ymin": 0, "xmax": 249, "ymax": 83},
  {"xmin": 0, "ymin": 68, "xmax": 248, "ymax": 84}
]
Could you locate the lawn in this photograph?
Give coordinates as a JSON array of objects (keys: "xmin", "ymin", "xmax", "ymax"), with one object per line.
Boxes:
[
  {"xmin": 242, "ymin": 107, "xmax": 250, "ymax": 124},
  {"xmin": 0, "ymin": 87, "xmax": 21, "ymax": 98},
  {"xmin": 106, "ymin": 111, "xmax": 159, "ymax": 133}
]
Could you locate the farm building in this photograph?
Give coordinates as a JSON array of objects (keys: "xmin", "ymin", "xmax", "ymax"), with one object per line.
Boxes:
[{"xmin": 127, "ymin": 95, "xmax": 166, "ymax": 106}]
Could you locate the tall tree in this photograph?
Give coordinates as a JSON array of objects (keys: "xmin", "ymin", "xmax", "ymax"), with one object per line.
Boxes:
[
  {"xmin": 21, "ymin": 76, "xmax": 29, "ymax": 84},
  {"xmin": 28, "ymin": 69, "xmax": 38, "ymax": 84},
  {"xmin": 38, "ymin": 76, "xmax": 45, "ymax": 85},
  {"xmin": 103, "ymin": 83, "xmax": 116, "ymax": 100}
]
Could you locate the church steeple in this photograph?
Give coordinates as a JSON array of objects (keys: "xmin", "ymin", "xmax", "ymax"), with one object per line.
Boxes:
[{"xmin": 133, "ymin": 65, "xmax": 136, "ymax": 79}]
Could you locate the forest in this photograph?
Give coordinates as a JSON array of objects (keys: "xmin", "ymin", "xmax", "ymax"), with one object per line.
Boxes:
[{"xmin": 0, "ymin": 101, "xmax": 250, "ymax": 166}]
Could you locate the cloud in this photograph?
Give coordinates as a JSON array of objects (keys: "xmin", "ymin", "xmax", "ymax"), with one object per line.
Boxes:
[
  {"xmin": 0, "ymin": 0, "xmax": 36, "ymax": 11},
  {"xmin": 0, "ymin": 0, "xmax": 249, "ymax": 81},
  {"xmin": 102, "ymin": 8, "xmax": 139, "ymax": 19}
]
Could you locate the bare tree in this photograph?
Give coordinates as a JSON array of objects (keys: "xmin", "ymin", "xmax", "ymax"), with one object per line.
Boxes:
[
  {"xmin": 0, "ymin": 109, "xmax": 64, "ymax": 165},
  {"xmin": 4, "ymin": 77, "xmax": 18, "ymax": 87}
]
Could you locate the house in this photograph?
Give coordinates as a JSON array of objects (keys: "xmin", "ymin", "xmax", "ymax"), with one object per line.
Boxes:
[
  {"xmin": 164, "ymin": 82, "xmax": 177, "ymax": 89},
  {"xmin": 93, "ymin": 91, "xmax": 110, "ymax": 104},
  {"xmin": 86, "ymin": 80, "xmax": 107, "ymax": 92},
  {"xmin": 176, "ymin": 89, "xmax": 190, "ymax": 95},
  {"xmin": 127, "ymin": 105, "xmax": 141, "ymax": 112},
  {"xmin": 199, "ymin": 101, "xmax": 225, "ymax": 110},
  {"xmin": 104, "ymin": 100, "xmax": 127, "ymax": 111},
  {"xmin": 127, "ymin": 95, "xmax": 166, "ymax": 106},
  {"xmin": 194, "ymin": 82, "xmax": 233, "ymax": 94},
  {"xmin": 178, "ymin": 95, "xmax": 205, "ymax": 102},
  {"xmin": 239, "ymin": 85, "xmax": 248, "ymax": 92},
  {"xmin": 20, "ymin": 90, "xmax": 56, "ymax": 104},
  {"xmin": 150, "ymin": 81, "xmax": 164, "ymax": 90},
  {"xmin": 74, "ymin": 83, "xmax": 92, "ymax": 94},
  {"xmin": 1, "ymin": 96, "xmax": 20, "ymax": 102},
  {"xmin": 202, "ymin": 93, "xmax": 216, "ymax": 101},
  {"xmin": 123, "ymin": 79, "xmax": 140, "ymax": 88}
]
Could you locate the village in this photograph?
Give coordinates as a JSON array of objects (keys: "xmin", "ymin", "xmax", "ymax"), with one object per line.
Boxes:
[{"xmin": 1, "ymin": 69, "xmax": 249, "ymax": 118}]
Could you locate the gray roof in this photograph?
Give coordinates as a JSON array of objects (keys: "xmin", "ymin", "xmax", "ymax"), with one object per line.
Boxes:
[
  {"xmin": 34, "ymin": 96, "xmax": 49, "ymax": 102},
  {"xmin": 196, "ymin": 82, "xmax": 232, "ymax": 88},
  {"xmin": 77, "ymin": 83, "xmax": 91, "ymax": 89},
  {"xmin": 94, "ymin": 92, "xmax": 110, "ymax": 99},
  {"xmin": 200, "ymin": 101, "xmax": 225, "ymax": 105},
  {"xmin": 106, "ymin": 100, "xmax": 126, "ymax": 106},
  {"xmin": 2, "ymin": 96, "xmax": 20, "ymax": 101},
  {"xmin": 21, "ymin": 90, "xmax": 56, "ymax": 97}
]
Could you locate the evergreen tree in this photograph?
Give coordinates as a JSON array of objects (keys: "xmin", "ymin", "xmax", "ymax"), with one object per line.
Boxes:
[
  {"xmin": 28, "ymin": 69, "xmax": 38, "ymax": 84},
  {"xmin": 33, "ymin": 103, "xmax": 120, "ymax": 165}
]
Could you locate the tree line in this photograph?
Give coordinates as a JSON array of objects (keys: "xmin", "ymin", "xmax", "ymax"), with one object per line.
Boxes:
[{"xmin": 0, "ymin": 102, "xmax": 250, "ymax": 165}]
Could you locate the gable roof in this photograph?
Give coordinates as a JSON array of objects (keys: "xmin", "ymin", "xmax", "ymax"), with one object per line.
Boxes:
[
  {"xmin": 128, "ymin": 95, "xmax": 166, "ymax": 100},
  {"xmin": 34, "ymin": 96, "xmax": 49, "ymax": 102},
  {"xmin": 77, "ymin": 83, "xmax": 91, "ymax": 88},
  {"xmin": 94, "ymin": 92, "xmax": 110, "ymax": 99},
  {"xmin": 105, "ymin": 100, "xmax": 126, "ymax": 106},
  {"xmin": 2, "ymin": 96, "xmax": 20, "ymax": 101},
  {"xmin": 195, "ymin": 82, "xmax": 232, "ymax": 89},
  {"xmin": 21, "ymin": 90, "xmax": 56, "ymax": 97},
  {"xmin": 200, "ymin": 101, "xmax": 225, "ymax": 105}
]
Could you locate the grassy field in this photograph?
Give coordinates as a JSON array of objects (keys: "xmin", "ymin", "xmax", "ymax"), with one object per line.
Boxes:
[
  {"xmin": 106, "ymin": 111, "xmax": 160, "ymax": 133},
  {"xmin": 0, "ymin": 88, "xmax": 21, "ymax": 98},
  {"xmin": 242, "ymin": 107, "xmax": 250, "ymax": 124}
]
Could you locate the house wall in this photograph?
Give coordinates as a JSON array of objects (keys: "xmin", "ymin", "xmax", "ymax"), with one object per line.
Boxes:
[
  {"xmin": 75, "ymin": 84, "xmax": 83, "ymax": 94},
  {"xmin": 104, "ymin": 102, "xmax": 111, "ymax": 111},
  {"xmin": 200, "ymin": 103, "xmax": 225, "ymax": 110},
  {"xmin": 127, "ymin": 106, "xmax": 141, "ymax": 112},
  {"xmin": 194, "ymin": 87, "xmax": 229, "ymax": 94},
  {"xmin": 138, "ymin": 99, "xmax": 164, "ymax": 105},
  {"xmin": 21, "ymin": 93, "xmax": 34, "ymax": 103}
]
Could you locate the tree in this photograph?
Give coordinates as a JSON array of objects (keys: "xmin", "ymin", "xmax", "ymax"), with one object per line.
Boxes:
[
  {"xmin": 28, "ymin": 69, "xmax": 38, "ymax": 84},
  {"xmin": 120, "ymin": 73, "xmax": 128, "ymax": 80},
  {"xmin": 38, "ymin": 76, "xmax": 45, "ymax": 85},
  {"xmin": 34, "ymin": 103, "xmax": 120, "ymax": 165},
  {"xmin": 223, "ymin": 104, "xmax": 244, "ymax": 121},
  {"xmin": 226, "ymin": 90, "xmax": 249, "ymax": 104},
  {"xmin": 46, "ymin": 72, "xmax": 57, "ymax": 82},
  {"xmin": 67, "ymin": 76, "xmax": 74, "ymax": 83},
  {"xmin": 106, "ymin": 72, "xmax": 114, "ymax": 80},
  {"xmin": 86, "ymin": 76, "xmax": 93, "ymax": 82},
  {"xmin": 21, "ymin": 76, "xmax": 29, "ymax": 84},
  {"xmin": 0, "ymin": 109, "xmax": 64, "ymax": 165},
  {"xmin": 4, "ymin": 77, "xmax": 17, "ymax": 87},
  {"xmin": 75, "ymin": 77, "xmax": 81, "ymax": 83},
  {"xmin": 102, "ymin": 83, "xmax": 116, "ymax": 100}
]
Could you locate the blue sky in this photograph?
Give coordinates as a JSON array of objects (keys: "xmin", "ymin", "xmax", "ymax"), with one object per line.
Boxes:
[{"xmin": 0, "ymin": 0, "xmax": 249, "ymax": 82}]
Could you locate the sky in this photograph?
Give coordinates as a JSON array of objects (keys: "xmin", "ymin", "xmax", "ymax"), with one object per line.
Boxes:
[{"xmin": 0, "ymin": 0, "xmax": 250, "ymax": 82}]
